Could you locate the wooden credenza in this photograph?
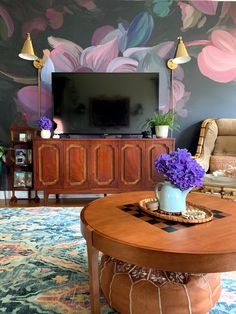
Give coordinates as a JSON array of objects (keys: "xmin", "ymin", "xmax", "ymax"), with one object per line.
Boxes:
[{"xmin": 33, "ymin": 138, "xmax": 175, "ymax": 204}]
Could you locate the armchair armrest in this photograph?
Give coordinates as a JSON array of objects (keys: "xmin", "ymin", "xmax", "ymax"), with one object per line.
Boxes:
[{"xmin": 193, "ymin": 119, "xmax": 218, "ymax": 172}]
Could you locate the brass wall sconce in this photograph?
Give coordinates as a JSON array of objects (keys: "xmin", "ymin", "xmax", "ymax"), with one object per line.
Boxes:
[
  {"xmin": 166, "ymin": 36, "xmax": 191, "ymax": 112},
  {"xmin": 19, "ymin": 33, "xmax": 45, "ymax": 118},
  {"xmin": 166, "ymin": 36, "xmax": 191, "ymax": 137},
  {"xmin": 167, "ymin": 36, "xmax": 191, "ymax": 70}
]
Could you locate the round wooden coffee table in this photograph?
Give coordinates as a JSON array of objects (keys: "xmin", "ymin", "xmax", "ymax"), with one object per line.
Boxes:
[{"xmin": 80, "ymin": 191, "xmax": 236, "ymax": 313}]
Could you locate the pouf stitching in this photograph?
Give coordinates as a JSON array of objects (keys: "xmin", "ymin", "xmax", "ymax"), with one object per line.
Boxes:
[
  {"xmin": 157, "ymin": 286, "xmax": 162, "ymax": 314},
  {"xmin": 130, "ymin": 278, "xmax": 158, "ymax": 314},
  {"xmin": 109, "ymin": 272, "xmax": 116, "ymax": 308},
  {"xmin": 202, "ymin": 274, "xmax": 213, "ymax": 308},
  {"xmin": 182, "ymin": 284, "xmax": 192, "ymax": 314}
]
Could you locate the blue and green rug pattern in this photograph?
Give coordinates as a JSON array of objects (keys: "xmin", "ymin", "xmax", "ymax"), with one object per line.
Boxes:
[{"xmin": 0, "ymin": 206, "xmax": 235, "ymax": 313}]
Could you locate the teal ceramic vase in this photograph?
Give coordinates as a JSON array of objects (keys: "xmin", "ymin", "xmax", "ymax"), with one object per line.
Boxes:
[{"xmin": 154, "ymin": 181, "xmax": 191, "ymax": 213}]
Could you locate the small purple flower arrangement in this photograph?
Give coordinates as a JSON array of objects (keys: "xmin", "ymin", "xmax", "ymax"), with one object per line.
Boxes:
[
  {"xmin": 38, "ymin": 116, "xmax": 53, "ymax": 130},
  {"xmin": 154, "ymin": 148, "xmax": 205, "ymax": 191}
]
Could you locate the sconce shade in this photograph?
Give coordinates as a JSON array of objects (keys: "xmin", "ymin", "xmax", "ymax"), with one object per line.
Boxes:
[
  {"xmin": 18, "ymin": 33, "xmax": 38, "ymax": 61},
  {"xmin": 172, "ymin": 36, "xmax": 191, "ymax": 65}
]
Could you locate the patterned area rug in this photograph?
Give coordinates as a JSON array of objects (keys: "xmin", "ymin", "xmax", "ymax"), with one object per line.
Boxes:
[{"xmin": 0, "ymin": 206, "xmax": 235, "ymax": 314}]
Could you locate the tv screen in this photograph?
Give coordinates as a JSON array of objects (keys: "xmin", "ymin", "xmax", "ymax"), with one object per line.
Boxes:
[{"xmin": 52, "ymin": 72, "xmax": 159, "ymax": 135}]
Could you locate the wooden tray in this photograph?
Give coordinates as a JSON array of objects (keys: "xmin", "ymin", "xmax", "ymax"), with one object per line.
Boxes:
[{"xmin": 139, "ymin": 199, "xmax": 213, "ymax": 224}]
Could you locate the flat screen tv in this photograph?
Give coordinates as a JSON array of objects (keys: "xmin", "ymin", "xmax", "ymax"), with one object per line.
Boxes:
[{"xmin": 52, "ymin": 72, "xmax": 159, "ymax": 136}]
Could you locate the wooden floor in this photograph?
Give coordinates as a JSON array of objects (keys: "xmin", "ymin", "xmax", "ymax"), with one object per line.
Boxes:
[{"xmin": 0, "ymin": 197, "xmax": 99, "ymax": 208}]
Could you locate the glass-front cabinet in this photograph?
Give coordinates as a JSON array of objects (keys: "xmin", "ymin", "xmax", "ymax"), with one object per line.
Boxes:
[{"xmin": 10, "ymin": 127, "xmax": 39, "ymax": 203}]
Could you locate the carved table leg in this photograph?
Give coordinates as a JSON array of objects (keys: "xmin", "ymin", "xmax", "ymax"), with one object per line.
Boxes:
[{"xmin": 86, "ymin": 227, "xmax": 100, "ymax": 314}]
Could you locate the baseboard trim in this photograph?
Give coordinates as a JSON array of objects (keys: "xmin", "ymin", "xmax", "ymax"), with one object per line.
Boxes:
[{"xmin": 0, "ymin": 191, "xmax": 104, "ymax": 200}]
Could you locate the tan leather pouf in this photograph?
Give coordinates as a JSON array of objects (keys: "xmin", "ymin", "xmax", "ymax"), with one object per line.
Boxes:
[{"xmin": 100, "ymin": 255, "xmax": 222, "ymax": 314}]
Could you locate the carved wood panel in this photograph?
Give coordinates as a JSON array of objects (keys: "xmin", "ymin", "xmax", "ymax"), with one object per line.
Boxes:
[
  {"xmin": 145, "ymin": 139, "xmax": 176, "ymax": 187},
  {"xmin": 91, "ymin": 141, "xmax": 118, "ymax": 187},
  {"xmin": 120, "ymin": 141, "xmax": 144, "ymax": 186},
  {"xmin": 64, "ymin": 142, "xmax": 89, "ymax": 187},
  {"xmin": 34, "ymin": 142, "xmax": 63, "ymax": 188}
]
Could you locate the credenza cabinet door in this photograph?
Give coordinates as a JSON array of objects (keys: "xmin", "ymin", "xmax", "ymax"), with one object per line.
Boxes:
[
  {"xmin": 90, "ymin": 141, "xmax": 118, "ymax": 188},
  {"xmin": 64, "ymin": 141, "xmax": 89, "ymax": 189},
  {"xmin": 145, "ymin": 139, "xmax": 176, "ymax": 187},
  {"xmin": 33, "ymin": 140, "xmax": 64, "ymax": 189},
  {"xmin": 119, "ymin": 140, "xmax": 145, "ymax": 188}
]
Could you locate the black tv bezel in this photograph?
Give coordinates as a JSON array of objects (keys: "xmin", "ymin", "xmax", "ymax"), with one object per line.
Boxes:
[{"xmin": 52, "ymin": 72, "xmax": 159, "ymax": 136}]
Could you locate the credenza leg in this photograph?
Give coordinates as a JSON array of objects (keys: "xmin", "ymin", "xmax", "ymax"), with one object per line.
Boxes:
[
  {"xmin": 86, "ymin": 227, "xmax": 100, "ymax": 314},
  {"xmin": 44, "ymin": 191, "xmax": 49, "ymax": 206}
]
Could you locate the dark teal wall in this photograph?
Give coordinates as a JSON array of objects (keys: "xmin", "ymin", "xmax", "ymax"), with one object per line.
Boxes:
[{"xmin": 0, "ymin": 0, "xmax": 236, "ymax": 154}]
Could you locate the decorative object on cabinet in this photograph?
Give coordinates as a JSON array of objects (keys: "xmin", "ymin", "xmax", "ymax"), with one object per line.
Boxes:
[
  {"xmin": 0, "ymin": 145, "xmax": 7, "ymax": 168},
  {"xmin": 18, "ymin": 33, "xmax": 48, "ymax": 118},
  {"xmin": 10, "ymin": 127, "xmax": 39, "ymax": 204},
  {"xmin": 37, "ymin": 116, "xmax": 53, "ymax": 139},
  {"xmin": 143, "ymin": 111, "xmax": 179, "ymax": 138}
]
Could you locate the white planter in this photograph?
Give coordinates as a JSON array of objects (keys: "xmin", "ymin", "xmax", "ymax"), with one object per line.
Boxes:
[
  {"xmin": 40, "ymin": 129, "xmax": 51, "ymax": 139},
  {"xmin": 155, "ymin": 125, "xmax": 169, "ymax": 138}
]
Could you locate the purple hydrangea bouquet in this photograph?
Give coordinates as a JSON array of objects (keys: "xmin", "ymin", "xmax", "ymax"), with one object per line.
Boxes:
[
  {"xmin": 38, "ymin": 116, "xmax": 53, "ymax": 130},
  {"xmin": 154, "ymin": 148, "xmax": 205, "ymax": 191}
]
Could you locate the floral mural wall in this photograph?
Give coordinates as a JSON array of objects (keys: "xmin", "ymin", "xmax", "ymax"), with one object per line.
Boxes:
[{"xmin": 0, "ymin": 0, "xmax": 236, "ymax": 152}]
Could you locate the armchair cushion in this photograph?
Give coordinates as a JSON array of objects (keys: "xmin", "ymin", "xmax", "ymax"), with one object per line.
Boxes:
[
  {"xmin": 210, "ymin": 156, "xmax": 236, "ymax": 173},
  {"xmin": 216, "ymin": 119, "xmax": 236, "ymax": 136},
  {"xmin": 213, "ymin": 136, "xmax": 236, "ymax": 156},
  {"xmin": 195, "ymin": 118, "xmax": 236, "ymax": 173}
]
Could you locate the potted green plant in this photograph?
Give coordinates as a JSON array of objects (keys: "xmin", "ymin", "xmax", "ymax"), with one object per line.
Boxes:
[
  {"xmin": 144, "ymin": 111, "xmax": 179, "ymax": 138},
  {"xmin": 0, "ymin": 145, "xmax": 14, "ymax": 173},
  {"xmin": 0, "ymin": 146, "xmax": 7, "ymax": 172}
]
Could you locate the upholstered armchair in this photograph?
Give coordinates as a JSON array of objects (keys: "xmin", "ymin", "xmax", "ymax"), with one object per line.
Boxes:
[
  {"xmin": 194, "ymin": 118, "xmax": 236, "ymax": 198},
  {"xmin": 194, "ymin": 118, "xmax": 236, "ymax": 173}
]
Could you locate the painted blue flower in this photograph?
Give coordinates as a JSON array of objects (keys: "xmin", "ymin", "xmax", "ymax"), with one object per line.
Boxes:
[
  {"xmin": 153, "ymin": 0, "xmax": 173, "ymax": 18},
  {"xmin": 126, "ymin": 12, "xmax": 154, "ymax": 48}
]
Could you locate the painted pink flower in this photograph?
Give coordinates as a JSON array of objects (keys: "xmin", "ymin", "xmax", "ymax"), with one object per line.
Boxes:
[
  {"xmin": 22, "ymin": 17, "xmax": 47, "ymax": 38},
  {"xmin": 73, "ymin": 0, "xmax": 97, "ymax": 11},
  {"xmin": 79, "ymin": 38, "xmax": 120, "ymax": 72},
  {"xmin": 91, "ymin": 25, "xmax": 115, "ymax": 46},
  {"xmin": 190, "ymin": 0, "xmax": 218, "ymax": 15},
  {"xmin": 178, "ymin": 1, "xmax": 207, "ymax": 31},
  {"xmin": 47, "ymin": 36, "xmax": 83, "ymax": 72},
  {"xmin": 220, "ymin": 2, "xmax": 236, "ymax": 25},
  {"xmin": 52, "ymin": 36, "xmax": 137, "ymax": 73},
  {"xmin": 0, "ymin": 4, "xmax": 14, "ymax": 39},
  {"xmin": 173, "ymin": 80, "xmax": 190, "ymax": 118},
  {"xmin": 46, "ymin": 8, "xmax": 64, "ymax": 30},
  {"xmin": 181, "ymin": 1, "xmax": 236, "ymax": 30},
  {"xmin": 17, "ymin": 86, "xmax": 52, "ymax": 121},
  {"xmin": 197, "ymin": 29, "xmax": 236, "ymax": 83},
  {"xmin": 46, "ymin": 35, "xmax": 138, "ymax": 74}
]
